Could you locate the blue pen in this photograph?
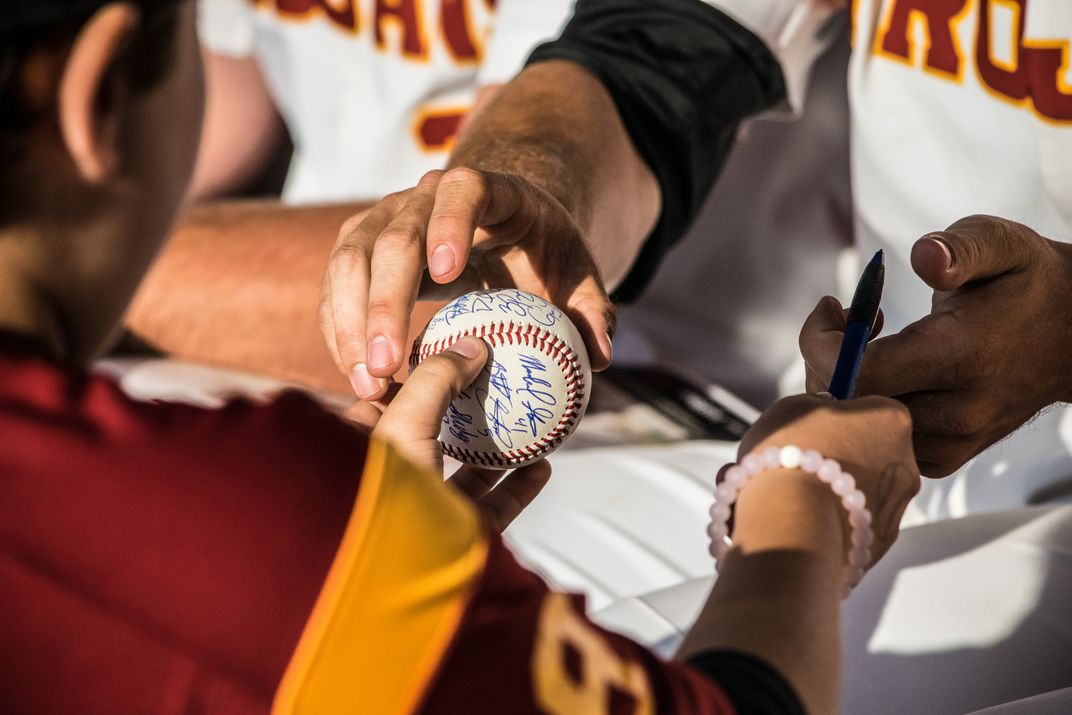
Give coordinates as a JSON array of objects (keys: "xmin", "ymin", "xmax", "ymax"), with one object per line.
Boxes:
[{"xmin": 828, "ymin": 250, "xmax": 885, "ymax": 400}]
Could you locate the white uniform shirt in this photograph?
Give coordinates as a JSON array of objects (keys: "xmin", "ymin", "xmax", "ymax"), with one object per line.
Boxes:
[
  {"xmin": 198, "ymin": 0, "xmax": 574, "ymax": 203},
  {"xmin": 846, "ymin": 0, "xmax": 1072, "ymax": 517}
]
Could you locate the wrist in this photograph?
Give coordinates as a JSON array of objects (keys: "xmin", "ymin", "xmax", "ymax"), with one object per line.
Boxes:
[{"xmin": 731, "ymin": 468, "xmax": 845, "ymax": 565}]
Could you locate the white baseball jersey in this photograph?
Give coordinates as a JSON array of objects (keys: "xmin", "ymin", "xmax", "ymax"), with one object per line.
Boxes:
[
  {"xmin": 846, "ymin": 0, "xmax": 1072, "ymax": 518},
  {"xmin": 198, "ymin": 0, "xmax": 575, "ymax": 203}
]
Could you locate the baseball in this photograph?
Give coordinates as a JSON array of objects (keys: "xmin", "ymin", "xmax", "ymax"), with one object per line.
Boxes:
[{"xmin": 409, "ymin": 289, "xmax": 592, "ymax": 468}]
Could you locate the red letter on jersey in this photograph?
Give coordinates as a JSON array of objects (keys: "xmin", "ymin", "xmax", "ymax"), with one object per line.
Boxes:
[
  {"xmin": 274, "ymin": 0, "xmax": 358, "ymax": 31},
  {"xmin": 976, "ymin": 0, "xmax": 1030, "ymax": 100},
  {"xmin": 441, "ymin": 0, "xmax": 481, "ymax": 62},
  {"xmin": 880, "ymin": 0, "xmax": 968, "ymax": 76},
  {"xmin": 374, "ymin": 0, "xmax": 425, "ymax": 57}
]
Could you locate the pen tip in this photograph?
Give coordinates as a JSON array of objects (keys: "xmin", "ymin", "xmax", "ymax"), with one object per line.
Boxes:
[{"xmin": 870, "ymin": 250, "xmax": 884, "ymax": 266}]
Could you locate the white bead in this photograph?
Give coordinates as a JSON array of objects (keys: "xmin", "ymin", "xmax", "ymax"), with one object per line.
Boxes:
[
  {"xmin": 817, "ymin": 459, "xmax": 841, "ymax": 482},
  {"xmin": 849, "ymin": 544, "xmax": 871, "ymax": 568},
  {"xmin": 831, "ymin": 472, "xmax": 856, "ymax": 496},
  {"xmin": 842, "ymin": 490, "xmax": 866, "ymax": 511},
  {"xmin": 741, "ymin": 453, "xmax": 764, "ymax": 475},
  {"xmin": 714, "ymin": 483, "xmax": 737, "ymax": 505},
  {"xmin": 852, "ymin": 528, "xmax": 875, "ymax": 547},
  {"xmin": 709, "ymin": 502, "xmax": 731, "ymax": 522},
  {"xmin": 800, "ymin": 449, "xmax": 823, "ymax": 473},
  {"xmin": 724, "ymin": 465, "xmax": 748, "ymax": 489},
  {"xmin": 779, "ymin": 445, "xmax": 803, "ymax": 469}
]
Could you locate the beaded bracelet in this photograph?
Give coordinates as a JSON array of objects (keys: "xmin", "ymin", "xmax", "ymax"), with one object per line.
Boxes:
[{"xmin": 708, "ymin": 445, "xmax": 875, "ymax": 596}]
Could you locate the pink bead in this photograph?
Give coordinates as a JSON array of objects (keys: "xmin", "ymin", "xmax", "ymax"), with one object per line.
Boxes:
[
  {"xmin": 831, "ymin": 472, "xmax": 856, "ymax": 496},
  {"xmin": 800, "ymin": 449, "xmax": 823, "ymax": 473},
  {"xmin": 842, "ymin": 490, "xmax": 866, "ymax": 510},
  {"xmin": 714, "ymin": 483, "xmax": 737, "ymax": 505},
  {"xmin": 852, "ymin": 527, "xmax": 875, "ymax": 548},
  {"xmin": 724, "ymin": 465, "xmax": 748, "ymax": 489},
  {"xmin": 709, "ymin": 502, "xmax": 731, "ymax": 522},
  {"xmin": 741, "ymin": 453, "xmax": 765, "ymax": 475},
  {"xmin": 761, "ymin": 446, "xmax": 781, "ymax": 468},
  {"xmin": 817, "ymin": 459, "xmax": 841, "ymax": 482},
  {"xmin": 707, "ymin": 521, "xmax": 728, "ymax": 542},
  {"xmin": 708, "ymin": 541, "xmax": 725, "ymax": 560},
  {"xmin": 845, "ymin": 565, "xmax": 866, "ymax": 587},
  {"xmin": 849, "ymin": 509, "xmax": 873, "ymax": 528},
  {"xmin": 849, "ymin": 543, "xmax": 871, "ymax": 568}
]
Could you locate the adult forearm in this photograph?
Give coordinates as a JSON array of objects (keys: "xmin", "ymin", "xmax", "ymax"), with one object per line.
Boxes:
[
  {"xmin": 448, "ymin": 60, "xmax": 660, "ymax": 294},
  {"xmin": 127, "ymin": 200, "xmax": 362, "ymax": 393},
  {"xmin": 677, "ymin": 470, "xmax": 845, "ymax": 714}
]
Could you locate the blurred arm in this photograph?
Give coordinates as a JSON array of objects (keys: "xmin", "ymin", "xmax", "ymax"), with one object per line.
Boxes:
[{"xmin": 189, "ymin": 51, "xmax": 289, "ymax": 200}]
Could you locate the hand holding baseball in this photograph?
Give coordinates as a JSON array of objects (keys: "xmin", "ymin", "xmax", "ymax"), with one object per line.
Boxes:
[
  {"xmin": 801, "ymin": 215, "xmax": 1072, "ymax": 477},
  {"xmin": 371, "ymin": 335, "xmax": 552, "ymax": 532},
  {"xmin": 319, "ymin": 167, "xmax": 615, "ymax": 402}
]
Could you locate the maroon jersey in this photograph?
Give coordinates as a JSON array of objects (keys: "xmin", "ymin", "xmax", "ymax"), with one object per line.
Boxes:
[{"xmin": 0, "ymin": 331, "xmax": 741, "ymax": 714}]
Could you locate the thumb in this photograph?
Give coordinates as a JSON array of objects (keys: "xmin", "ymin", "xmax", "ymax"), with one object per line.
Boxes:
[
  {"xmin": 374, "ymin": 336, "xmax": 489, "ymax": 448},
  {"xmin": 911, "ymin": 215, "xmax": 1041, "ymax": 291}
]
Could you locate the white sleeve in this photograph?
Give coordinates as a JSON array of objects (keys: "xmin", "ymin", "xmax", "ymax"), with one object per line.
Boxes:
[
  {"xmin": 197, "ymin": 0, "xmax": 258, "ymax": 58},
  {"xmin": 702, "ymin": 0, "xmax": 840, "ymax": 112},
  {"xmin": 476, "ymin": 0, "xmax": 577, "ymax": 88}
]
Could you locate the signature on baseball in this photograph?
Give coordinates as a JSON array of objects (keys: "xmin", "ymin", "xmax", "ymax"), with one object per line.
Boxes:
[
  {"xmin": 414, "ymin": 287, "xmax": 590, "ymax": 467},
  {"xmin": 444, "ymin": 354, "xmax": 559, "ymax": 450},
  {"xmin": 429, "ymin": 289, "xmax": 561, "ymax": 332}
]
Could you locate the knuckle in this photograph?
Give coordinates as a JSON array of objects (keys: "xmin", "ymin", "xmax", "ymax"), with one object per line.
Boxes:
[
  {"xmin": 885, "ymin": 400, "xmax": 914, "ymax": 433},
  {"xmin": 417, "ymin": 351, "xmax": 465, "ymax": 382},
  {"xmin": 329, "ymin": 241, "xmax": 369, "ymax": 271},
  {"xmin": 441, "ymin": 166, "xmax": 488, "ymax": 189},
  {"xmin": 377, "ymin": 225, "xmax": 424, "ymax": 251},
  {"xmin": 382, "ymin": 190, "xmax": 409, "ymax": 211},
  {"xmin": 417, "ymin": 169, "xmax": 445, "ymax": 187},
  {"xmin": 337, "ymin": 214, "xmax": 365, "ymax": 239},
  {"xmin": 365, "ymin": 298, "xmax": 400, "ymax": 323}
]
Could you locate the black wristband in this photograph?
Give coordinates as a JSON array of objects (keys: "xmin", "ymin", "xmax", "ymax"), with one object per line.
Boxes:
[
  {"xmin": 686, "ymin": 649, "xmax": 807, "ymax": 714},
  {"xmin": 526, "ymin": 0, "xmax": 787, "ymax": 301}
]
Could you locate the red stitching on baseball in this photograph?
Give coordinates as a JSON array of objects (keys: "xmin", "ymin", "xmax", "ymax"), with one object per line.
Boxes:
[{"xmin": 410, "ymin": 319, "xmax": 587, "ymax": 467}]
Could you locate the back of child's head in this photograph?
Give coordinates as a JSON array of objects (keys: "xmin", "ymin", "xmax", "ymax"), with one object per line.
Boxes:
[{"xmin": 0, "ymin": 1, "xmax": 186, "ymax": 215}]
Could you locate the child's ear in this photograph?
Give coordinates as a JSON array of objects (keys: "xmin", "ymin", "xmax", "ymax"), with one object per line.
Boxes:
[{"xmin": 58, "ymin": 2, "xmax": 140, "ymax": 184}]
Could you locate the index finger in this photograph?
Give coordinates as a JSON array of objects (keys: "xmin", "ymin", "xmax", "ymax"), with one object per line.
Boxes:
[
  {"xmin": 854, "ymin": 316, "xmax": 968, "ymax": 396},
  {"xmin": 326, "ymin": 198, "xmax": 403, "ymax": 398}
]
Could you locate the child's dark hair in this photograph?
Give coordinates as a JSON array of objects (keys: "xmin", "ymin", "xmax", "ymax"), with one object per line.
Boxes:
[
  {"xmin": 0, "ymin": 1, "xmax": 183, "ymax": 136},
  {"xmin": 0, "ymin": 1, "xmax": 184, "ymax": 214}
]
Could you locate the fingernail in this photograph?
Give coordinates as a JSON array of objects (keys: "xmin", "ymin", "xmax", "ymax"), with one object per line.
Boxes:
[
  {"xmin": 449, "ymin": 336, "xmax": 485, "ymax": 359},
  {"xmin": 429, "ymin": 244, "xmax": 456, "ymax": 278},
  {"xmin": 350, "ymin": 363, "xmax": 384, "ymax": 399},
  {"xmin": 602, "ymin": 331, "xmax": 614, "ymax": 362},
  {"xmin": 367, "ymin": 336, "xmax": 394, "ymax": 372},
  {"xmin": 922, "ymin": 235, "xmax": 954, "ymax": 270},
  {"xmin": 815, "ymin": 391, "xmax": 834, "ymax": 399}
]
